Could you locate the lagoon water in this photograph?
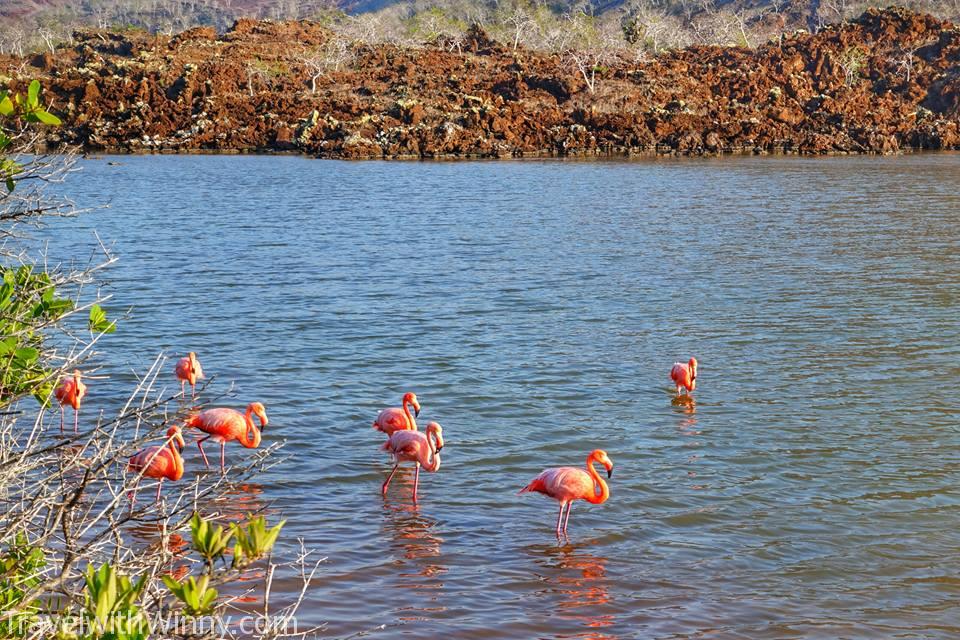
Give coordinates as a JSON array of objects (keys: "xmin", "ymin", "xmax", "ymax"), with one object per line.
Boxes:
[{"xmin": 39, "ymin": 154, "xmax": 960, "ymax": 638}]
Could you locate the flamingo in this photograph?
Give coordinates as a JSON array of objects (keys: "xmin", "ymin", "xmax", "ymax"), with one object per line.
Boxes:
[
  {"xmin": 519, "ymin": 449, "xmax": 614, "ymax": 538},
  {"xmin": 184, "ymin": 402, "xmax": 268, "ymax": 474},
  {"xmin": 381, "ymin": 421, "xmax": 443, "ymax": 504},
  {"xmin": 670, "ymin": 357, "xmax": 698, "ymax": 396},
  {"xmin": 127, "ymin": 426, "xmax": 186, "ymax": 504},
  {"xmin": 373, "ymin": 392, "xmax": 420, "ymax": 436},
  {"xmin": 174, "ymin": 352, "xmax": 204, "ymax": 398},
  {"xmin": 54, "ymin": 369, "xmax": 87, "ymax": 433}
]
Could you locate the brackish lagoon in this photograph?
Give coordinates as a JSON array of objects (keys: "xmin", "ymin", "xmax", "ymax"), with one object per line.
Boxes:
[{"xmin": 39, "ymin": 153, "xmax": 960, "ymax": 638}]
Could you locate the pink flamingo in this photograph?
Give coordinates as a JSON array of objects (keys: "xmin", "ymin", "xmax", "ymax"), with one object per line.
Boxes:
[
  {"xmin": 184, "ymin": 402, "xmax": 268, "ymax": 474},
  {"xmin": 373, "ymin": 392, "xmax": 420, "ymax": 436},
  {"xmin": 381, "ymin": 421, "xmax": 443, "ymax": 504},
  {"xmin": 519, "ymin": 449, "xmax": 614, "ymax": 538},
  {"xmin": 54, "ymin": 369, "xmax": 87, "ymax": 433},
  {"xmin": 670, "ymin": 357, "xmax": 698, "ymax": 396},
  {"xmin": 174, "ymin": 352, "xmax": 204, "ymax": 398},
  {"xmin": 127, "ymin": 426, "xmax": 186, "ymax": 504}
]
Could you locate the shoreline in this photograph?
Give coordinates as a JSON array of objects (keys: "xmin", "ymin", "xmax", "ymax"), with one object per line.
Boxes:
[{"xmin": 75, "ymin": 146, "xmax": 958, "ymax": 160}]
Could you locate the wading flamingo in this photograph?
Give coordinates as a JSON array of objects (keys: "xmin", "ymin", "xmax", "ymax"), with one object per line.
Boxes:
[
  {"xmin": 54, "ymin": 370, "xmax": 87, "ymax": 433},
  {"xmin": 128, "ymin": 426, "xmax": 185, "ymax": 504},
  {"xmin": 519, "ymin": 449, "xmax": 614, "ymax": 538},
  {"xmin": 185, "ymin": 402, "xmax": 268, "ymax": 474},
  {"xmin": 174, "ymin": 352, "xmax": 204, "ymax": 398},
  {"xmin": 373, "ymin": 392, "xmax": 420, "ymax": 436},
  {"xmin": 670, "ymin": 357, "xmax": 698, "ymax": 396},
  {"xmin": 381, "ymin": 421, "xmax": 443, "ymax": 504}
]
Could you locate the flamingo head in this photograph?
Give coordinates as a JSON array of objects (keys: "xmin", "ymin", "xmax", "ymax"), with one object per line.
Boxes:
[
  {"xmin": 248, "ymin": 402, "xmax": 268, "ymax": 430},
  {"xmin": 425, "ymin": 421, "xmax": 444, "ymax": 452},
  {"xmin": 167, "ymin": 426, "xmax": 185, "ymax": 453},
  {"xmin": 404, "ymin": 392, "xmax": 421, "ymax": 418},
  {"xmin": 73, "ymin": 370, "xmax": 88, "ymax": 399},
  {"xmin": 189, "ymin": 352, "xmax": 204, "ymax": 380},
  {"xmin": 590, "ymin": 449, "xmax": 614, "ymax": 478}
]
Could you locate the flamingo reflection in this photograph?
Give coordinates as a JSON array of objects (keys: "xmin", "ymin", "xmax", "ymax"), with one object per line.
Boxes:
[
  {"xmin": 380, "ymin": 499, "xmax": 447, "ymax": 622},
  {"xmin": 527, "ymin": 541, "xmax": 617, "ymax": 639},
  {"xmin": 671, "ymin": 395, "xmax": 699, "ymax": 434},
  {"xmin": 671, "ymin": 395, "xmax": 707, "ymax": 489},
  {"xmin": 126, "ymin": 524, "xmax": 191, "ymax": 583},
  {"xmin": 209, "ymin": 483, "xmax": 274, "ymax": 603},
  {"xmin": 206, "ymin": 482, "xmax": 268, "ymax": 521}
]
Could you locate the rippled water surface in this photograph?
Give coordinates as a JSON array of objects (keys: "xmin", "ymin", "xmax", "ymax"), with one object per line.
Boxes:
[{"xmin": 39, "ymin": 154, "xmax": 960, "ymax": 638}]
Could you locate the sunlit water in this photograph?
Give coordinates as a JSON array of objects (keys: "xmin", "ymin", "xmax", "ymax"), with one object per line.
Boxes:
[{"xmin": 32, "ymin": 154, "xmax": 960, "ymax": 638}]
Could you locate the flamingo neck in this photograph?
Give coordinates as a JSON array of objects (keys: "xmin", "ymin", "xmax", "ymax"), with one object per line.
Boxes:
[
  {"xmin": 402, "ymin": 398, "xmax": 417, "ymax": 430},
  {"xmin": 237, "ymin": 408, "xmax": 261, "ymax": 448},
  {"xmin": 422, "ymin": 431, "xmax": 440, "ymax": 471},
  {"xmin": 584, "ymin": 456, "xmax": 609, "ymax": 505},
  {"xmin": 167, "ymin": 439, "xmax": 184, "ymax": 480}
]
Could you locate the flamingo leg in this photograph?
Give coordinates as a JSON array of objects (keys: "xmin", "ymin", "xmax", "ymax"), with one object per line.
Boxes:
[
  {"xmin": 382, "ymin": 463, "xmax": 400, "ymax": 496},
  {"xmin": 412, "ymin": 463, "xmax": 421, "ymax": 504},
  {"xmin": 128, "ymin": 479, "xmax": 139, "ymax": 507},
  {"xmin": 562, "ymin": 502, "xmax": 573, "ymax": 534},
  {"xmin": 191, "ymin": 383, "xmax": 196, "ymax": 400},
  {"xmin": 180, "ymin": 380, "xmax": 186, "ymax": 397},
  {"xmin": 220, "ymin": 442, "xmax": 226, "ymax": 474},
  {"xmin": 59, "ymin": 406, "xmax": 64, "ymax": 434},
  {"xmin": 555, "ymin": 501, "xmax": 567, "ymax": 538},
  {"xmin": 74, "ymin": 408, "xmax": 79, "ymax": 434},
  {"xmin": 197, "ymin": 436, "xmax": 212, "ymax": 468},
  {"xmin": 155, "ymin": 478, "xmax": 163, "ymax": 503}
]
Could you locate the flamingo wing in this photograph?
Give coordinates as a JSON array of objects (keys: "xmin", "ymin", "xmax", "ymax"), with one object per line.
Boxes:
[
  {"xmin": 523, "ymin": 467, "xmax": 594, "ymax": 502},
  {"xmin": 384, "ymin": 430, "xmax": 427, "ymax": 461},
  {"xmin": 374, "ymin": 407, "xmax": 412, "ymax": 435},
  {"xmin": 189, "ymin": 408, "xmax": 244, "ymax": 440},
  {"xmin": 54, "ymin": 380, "xmax": 73, "ymax": 404},
  {"xmin": 175, "ymin": 358, "xmax": 191, "ymax": 380},
  {"xmin": 129, "ymin": 446, "xmax": 174, "ymax": 478},
  {"xmin": 670, "ymin": 363, "xmax": 692, "ymax": 387}
]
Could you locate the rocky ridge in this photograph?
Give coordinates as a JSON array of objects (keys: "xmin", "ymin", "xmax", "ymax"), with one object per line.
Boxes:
[{"xmin": 3, "ymin": 8, "xmax": 960, "ymax": 157}]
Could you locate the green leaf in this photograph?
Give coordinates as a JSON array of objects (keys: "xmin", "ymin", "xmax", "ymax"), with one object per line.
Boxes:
[
  {"xmin": 45, "ymin": 298, "xmax": 73, "ymax": 317},
  {"xmin": 13, "ymin": 347, "xmax": 39, "ymax": 364},
  {"xmin": 0, "ymin": 94, "xmax": 12, "ymax": 117},
  {"xmin": 88, "ymin": 303, "xmax": 116, "ymax": 333},
  {"xmin": 4, "ymin": 176, "xmax": 13, "ymax": 193},
  {"xmin": 27, "ymin": 80, "xmax": 40, "ymax": 108},
  {"xmin": 0, "ymin": 337, "xmax": 16, "ymax": 356},
  {"xmin": 33, "ymin": 381, "xmax": 54, "ymax": 407},
  {"xmin": 32, "ymin": 109, "xmax": 61, "ymax": 126}
]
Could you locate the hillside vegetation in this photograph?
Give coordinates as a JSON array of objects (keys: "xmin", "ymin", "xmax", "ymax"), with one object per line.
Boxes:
[{"xmin": 3, "ymin": 0, "xmax": 960, "ymax": 54}]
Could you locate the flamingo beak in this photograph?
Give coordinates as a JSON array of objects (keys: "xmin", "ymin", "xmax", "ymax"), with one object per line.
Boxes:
[
  {"xmin": 607, "ymin": 465, "xmax": 614, "ymax": 478},
  {"xmin": 414, "ymin": 405, "xmax": 421, "ymax": 418}
]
